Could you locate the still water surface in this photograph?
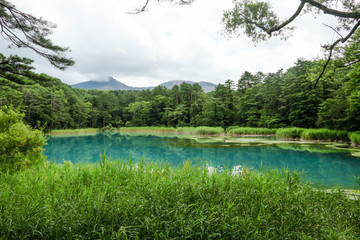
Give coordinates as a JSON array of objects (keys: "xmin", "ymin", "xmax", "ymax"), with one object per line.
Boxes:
[{"xmin": 44, "ymin": 133, "xmax": 360, "ymax": 189}]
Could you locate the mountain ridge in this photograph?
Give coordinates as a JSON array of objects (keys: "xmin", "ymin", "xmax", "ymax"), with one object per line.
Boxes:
[{"xmin": 71, "ymin": 77, "xmax": 216, "ymax": 92}]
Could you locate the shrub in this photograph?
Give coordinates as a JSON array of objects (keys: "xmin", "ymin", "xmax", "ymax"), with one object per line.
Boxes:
[
  {"xmin": 349, "ymin": 132, "xmax": 360, "ymax": 145},
  {"xmin": 0, "ymin": 106, "xmax": 46, "ymax": 173},
  {"xmin": 276, "ymin": 128, "xmax": 305, "ymax": 139}
]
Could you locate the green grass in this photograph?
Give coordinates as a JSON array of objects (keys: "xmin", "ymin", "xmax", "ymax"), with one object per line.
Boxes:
[
  {"xmin": 349, "ymin": 132, "xmax": 360, "ymax": 145},
  {"xmin": 49, "ymin": 128, "xmax": 99, "ymax": 135},
  {"xmin": 276, "ymin": 127, "xmax": 305, "ymax": 139},
  {"xmin": 119, "ymin": 126, "xmax": 176, "ymax": 133},
  {"xmin": 119, "ymin": 127, "xmax": 224, "ymax": 135},
  {"xmin": 1, "ymin": 158, "xmax": 359, "ymax": 239},
  {"xmin": 301, "ymin": 129, "xmax": 349, "ymax": 142},
  {"xmin": 189, "ymin": 126, "xmax": 224, "ymax": 135},
  {"xmin": 226, "ymin": 127, "xmax": 276, "ymax": 135}
]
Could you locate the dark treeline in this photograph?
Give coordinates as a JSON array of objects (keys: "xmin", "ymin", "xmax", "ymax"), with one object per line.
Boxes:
[{"xmin": 1, "ymin": 31, "xmax": 359, "ymax": 132}]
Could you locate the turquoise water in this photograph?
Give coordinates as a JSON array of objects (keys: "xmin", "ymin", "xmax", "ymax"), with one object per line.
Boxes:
[{"xmin": 44, "ymin": 133, "xmax": 360, "ymax": 189}]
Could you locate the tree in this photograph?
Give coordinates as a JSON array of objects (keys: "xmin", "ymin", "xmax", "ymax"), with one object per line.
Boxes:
[
  {"xmin": 237, "ymin": 71, "xmax": 265, "ymax": 94},
  {"xmin": 0, "ymin": 0, "xmax": 74, "ymax": 69},
  {"xmin": 133, "ymin": 0, "xmax": 194, "ymax": 13},
  {"xmin": 222, "ymin": 0, "xmax": 360, "ymax": 85}
]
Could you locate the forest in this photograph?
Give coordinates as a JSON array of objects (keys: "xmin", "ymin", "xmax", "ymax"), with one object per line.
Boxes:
[{"xmin": 1, "ymin": 29, "xmax": 360, "ymax": 132}]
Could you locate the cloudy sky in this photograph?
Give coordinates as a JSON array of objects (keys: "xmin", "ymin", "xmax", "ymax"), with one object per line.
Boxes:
[{"xmin": 0, "ymin": 0, "xmax": 339, "ymax": 87}]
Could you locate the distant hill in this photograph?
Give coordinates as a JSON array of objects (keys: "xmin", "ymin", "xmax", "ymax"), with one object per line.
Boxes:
[
  {"xmin": 71, "ymin": 77, "xmax": 147, "ymax": 91},
  {"xmin": 159, "ymin": 80, "xmax": 216, "ymax": 93},
  {"xmin": 71, "ymin": 77, "xmax": 216, "ymax": 92}
]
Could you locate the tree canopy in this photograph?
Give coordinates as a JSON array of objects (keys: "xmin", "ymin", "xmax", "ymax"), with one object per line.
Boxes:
[
  {"xmin": 134, "ymin": 0, "xmax": 194, "ymax": 13},
  {"xmin": 0, "ymin": 0, "xmax": 74, "ymax": 69},
  {"xmin": 222, "ymin": 0, "xmax": 360, "ymax": 84}
]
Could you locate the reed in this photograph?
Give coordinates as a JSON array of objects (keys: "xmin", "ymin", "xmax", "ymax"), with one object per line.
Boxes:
[
  {"xmin": 176, "ymin": 127, "xmax": 224, "ymax": 135},
  {"xmin": 49, "ymin": 128, "xmax": 99, "ymax": 135},
  {"xmin": 301, "ymin": 129, "xmax": 349, "ymax": 142},
  {"xmin": 227, "ymin": 127, "xmax": 276, "ymax": 135},
  {"xmin": 119, "ymin": 126, "xmax": 176, "ymax": 133},
  {"xmin": 194, "ymin": 126, "xmax": 224, "ymax": 135},
  {"xmin": 1, "ymin": 158, "xmax": 359, "ymax": 239},
  {"xmin": 276, "ymin": 127, "xmax": 305, "ymax": 139}
]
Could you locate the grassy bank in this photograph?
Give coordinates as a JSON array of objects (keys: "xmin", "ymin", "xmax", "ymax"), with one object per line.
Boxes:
[
  {"xmin": 176, "ymin": 126, "xmax": 224, "ymax": 135},
  {"xmin": 226, "ymin": 127, "xmax": 276, "ymax": 135},
  {"xmin": 49, "ymin": 127, "xmax": 360, "ymax": 145},
  {"xmin": 119, "ymin": 126, "xmax": 176, "ymax": 134},
  {"xmin": 276, "ymin": 128, "xmax": 352, "ymax": 143},
  {"xmin": 276, "ymin": 127, "xmax": 305, "ymax": 139},
  {"xmin": 49, "ymin": 128, "xmax": 99, "ymax": 136},
  {"xmin": 1, "ymin": 159, "xmax": 359, "ymax": 239},
  {"xmin": 120, "ymin": 126, "xmax": 225, "ymax": 136},
  {"xmin": 301, "ymin": 129, "xmax": 349, "ymax": 142}
]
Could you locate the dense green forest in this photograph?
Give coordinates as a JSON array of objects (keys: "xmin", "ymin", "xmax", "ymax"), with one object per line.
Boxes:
[{"xmin": 1, "ymin": 30, "xmax": 359, "ymax": 132}]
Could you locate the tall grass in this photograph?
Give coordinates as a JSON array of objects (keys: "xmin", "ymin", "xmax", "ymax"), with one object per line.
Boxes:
[
  {"xmin": 119, "ymin": 126, "xmax": 176, "ymax": 133},
  {"xmin": 192, "ymin": 126, "xmax": 224, "ymax": 135},
  {"xmin": 49, "ymin": 128, "xmax": 99, "ymax": 135},
  {"xmin": 301, "ymin": 129, "xmax": 349, "ymax": 142},
  {"xmin": 276, "ymin": 127, "xmax": 305, "ymax": 139},
  {"xmin": 119, "ymin": 127, "xmax": 224, "ymax": 135},
  {"xmin": 227, "ymin": 127, "xmax": 276, "ymax": 135},
  {"xmin": 349, "ymin": 132, "xmax": 360, "ymax": 145},
  {"xmin": 1, "ymin": 158, "xmax": 359, "ymax": 239}
]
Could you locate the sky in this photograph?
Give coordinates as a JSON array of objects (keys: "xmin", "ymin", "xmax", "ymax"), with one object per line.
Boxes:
[{"xmin": 0, "ymin": 0, "xmax": 340, "ymax": 87}]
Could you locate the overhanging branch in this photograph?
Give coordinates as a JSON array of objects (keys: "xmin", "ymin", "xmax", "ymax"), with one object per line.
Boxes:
[
  {"xmin": 302, "ymin": 0, "xmax": 360, "ymax": 19},
  {"xmin": 313, "ymin": 20, "xmax": 360, "ymax": 88}
]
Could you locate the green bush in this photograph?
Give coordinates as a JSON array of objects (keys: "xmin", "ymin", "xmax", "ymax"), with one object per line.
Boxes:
[
  {"xmin": 276, "ymin": 128, "xmax": 305, "ymax": 139},
  {"xmin": 0, "ymin": 106, "xmax": 46, "ymax": 173},
  {"xmin": 349, "ymin": 132, "xmax": 360, "ymax": 145}
]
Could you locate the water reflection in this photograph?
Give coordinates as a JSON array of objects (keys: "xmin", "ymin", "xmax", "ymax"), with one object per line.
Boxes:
[{"xmin": 44, "ymin": 133, "xmax": 360, "ymax": 189}]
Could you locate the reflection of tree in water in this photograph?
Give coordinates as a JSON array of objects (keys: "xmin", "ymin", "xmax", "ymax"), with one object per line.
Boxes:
[{"xmin": 44, "ymin": 134, "xmax": 360, "ymax": 189}]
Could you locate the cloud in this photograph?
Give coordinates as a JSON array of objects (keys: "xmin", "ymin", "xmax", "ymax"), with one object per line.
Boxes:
[{"xmin": 0, "ymin": 0, "xmax": 342, "ymax": 87}]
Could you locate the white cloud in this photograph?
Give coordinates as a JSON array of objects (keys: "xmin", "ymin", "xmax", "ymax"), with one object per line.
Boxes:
[{"xmin": 0, "ymin": 0, "xmax": 342, "ymax": 87}]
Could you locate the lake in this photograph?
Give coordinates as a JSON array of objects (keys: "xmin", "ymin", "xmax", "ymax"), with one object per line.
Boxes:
[{"xmin": 44, "ymin": 133, "xmax": 360, "ymax": 189}]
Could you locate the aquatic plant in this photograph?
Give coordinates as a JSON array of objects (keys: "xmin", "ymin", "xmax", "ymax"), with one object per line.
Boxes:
[
  {"xmin": 276, "ymin": 127, "xmax": 305, "ymax": 139},
  {"xmin": 194, "ymin": 126, "xmax": 224, "ymax": 135},
  {"xmin": 227, "ymin": 127, "xmax": 276, "ymax": 135},
  {"xmin": 301, "ymin": 129, "xmax": 349, "ymax": 142}
]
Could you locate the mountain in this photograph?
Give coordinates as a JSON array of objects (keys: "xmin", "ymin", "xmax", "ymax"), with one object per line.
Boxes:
[
  {"xmin": 71, "ymin": 77, "xmax": 216, "ymax": 92},
  {"xmin": 71, "ymin": 77, "xmax": 148, "ymax": 91}
]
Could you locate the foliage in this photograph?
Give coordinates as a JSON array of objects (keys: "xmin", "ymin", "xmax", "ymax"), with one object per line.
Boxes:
[
  {"xmin": 0, "ymin": 159, "xmax": 359, "ymax": 239},
  {"xmin": 120, "ymin": 126, "xmax": 176, "ymax": 133},
  {"xmin": 192, "ymin": 126, "xmax": 224, "ymax": 135},
  {"xmin": 0, "ymin": 1, "xmax": 74, "ymax": 69},
  {"xmin": 222, "ymin": 0, "xmax": 360, "ymax": 82},
  {"xmin": 301, "ymin": 129, "xmax": 349, "ymax": 142},
  {"xmin": 276, "ymin": 128, "xmax": 305, "ymax": 139},
  {"xmin": 227, "ymin": 127, "xmax": 276, "ymax": 135},
  {"xmin": 349, "ymin": 132, "xmax": 360, "ymax": 145},
  {"xmin": 0, "ymin": 106, "xmax": 46, "ymax": 173},
  {"xmin": 0, "ymin": 30, "xmax": 360, "ymax": 133}
]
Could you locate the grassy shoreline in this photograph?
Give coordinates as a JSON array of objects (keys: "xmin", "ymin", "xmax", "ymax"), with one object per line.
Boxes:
[
  {"xmin": 1, "ymin": 159, "xmax": 359, "ymax": 239},
  {"xmin": 48, "ymin": 127, "xmax": 360, "ymax": 147}
]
